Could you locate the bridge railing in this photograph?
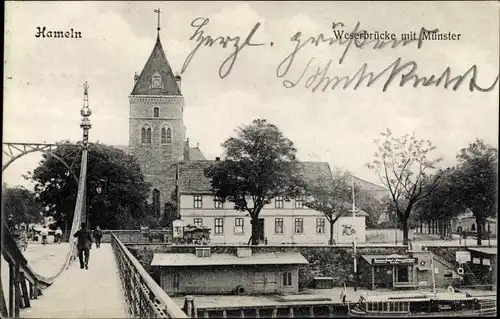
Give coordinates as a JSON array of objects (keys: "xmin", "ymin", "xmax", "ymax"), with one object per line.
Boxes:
[
  {"xmin": 1, "ymin": 218, "xmax": 51, "ymax": 318},
  {"xmin": 110, "ymin": 233, "xmax": 188, "ymax": 318}
]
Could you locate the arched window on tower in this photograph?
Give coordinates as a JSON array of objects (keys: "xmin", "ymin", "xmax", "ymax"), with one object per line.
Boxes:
[
  {"xmin": 141, "ymin": 125, "xmax": 152, "ymax": 144},
  {"xmin": 152, "ymin": 189, "xmax": 161, "ymax": 216},
  {"xmin": 166, "ymin": 128, "xmax": 172, "ymax": 144},
  {"xmin": 161, "ymin": 126, "xmax": 173, "ymax": 145}
]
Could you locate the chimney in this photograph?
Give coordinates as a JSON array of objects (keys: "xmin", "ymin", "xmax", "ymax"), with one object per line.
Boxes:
[
  {"xmin": 184, "ymin": 140, "xmax": 190, "ymax": 161},
  {"xmin": 215, "ymin": 157, "xmax": 220, "ymax": 161},
  {"xmin": 186, "ymin": 138, "xmax": 190, "ymax": 146},
  {"xmin": 175, "ymin": 72, "xmax": 182, "ymax": 90}
]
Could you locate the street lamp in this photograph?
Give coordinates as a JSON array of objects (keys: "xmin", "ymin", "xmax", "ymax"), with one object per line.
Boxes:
[{"xmin": 88, "ymin": 177, "xmax": 108, "ymax": 229}]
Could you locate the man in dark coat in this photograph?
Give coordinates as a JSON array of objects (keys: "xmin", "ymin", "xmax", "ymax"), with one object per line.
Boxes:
[
  {"xmin": 93, "ymin": 226, "xmax": 103, "ymax": 248},
  {"xmin": 73, "ymin": 223, "xmax": 92, "ymax": 269}
]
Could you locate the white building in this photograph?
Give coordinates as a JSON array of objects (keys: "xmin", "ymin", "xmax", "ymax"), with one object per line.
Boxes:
[{"xmin": 177, "ymin": 161, "xmax": 367, "ymax": 245}]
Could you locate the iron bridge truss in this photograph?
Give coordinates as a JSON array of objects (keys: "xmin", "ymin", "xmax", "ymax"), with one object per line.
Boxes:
[{"xmin": 2, "ymin": 142, "xmax": 80, "ymax": 183}]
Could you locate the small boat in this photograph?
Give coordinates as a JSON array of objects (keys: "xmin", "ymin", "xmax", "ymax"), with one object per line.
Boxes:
[{"xmin": 348, "ymin": 291, "xmax": 496, "ymax": 317}]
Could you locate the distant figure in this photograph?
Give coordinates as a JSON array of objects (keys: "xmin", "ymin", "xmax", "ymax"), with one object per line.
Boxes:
[
  {"xmin": 55, "ymin": 227, "xmax": 63, "ymax": 243},
  {"xmin": 19, "ymin": 226, "xmax": 28, "ymax": 251},
  {"xmin": 40, "ymin": 226, "xmax": 49, "ymax": 245},
  {"xmin": 93, "ymin": 226, "xmax": 103, "ymax": 248},
  {"xmin": 73, "ymin": 223, "xmax": 92, "ymax": 269},
  {"xmin": 201, "ymin": 235, "xmax": 208, "ymax": 245}
]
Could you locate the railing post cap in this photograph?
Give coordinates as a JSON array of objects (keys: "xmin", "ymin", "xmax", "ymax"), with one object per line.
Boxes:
[{"xmin": 185, "ymin": 295, "xmax": 194, "ymax": 301}]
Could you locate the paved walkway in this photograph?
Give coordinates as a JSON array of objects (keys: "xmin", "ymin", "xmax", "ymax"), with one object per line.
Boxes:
[{"xmin": 20, "ymin": 244, "xmax": 129, "ymax": 318}]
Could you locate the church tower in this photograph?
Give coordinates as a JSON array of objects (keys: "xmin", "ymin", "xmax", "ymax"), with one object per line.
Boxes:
[{"xmin": 129, "ymin": 18, "xmax": 187, "ymax": 216}]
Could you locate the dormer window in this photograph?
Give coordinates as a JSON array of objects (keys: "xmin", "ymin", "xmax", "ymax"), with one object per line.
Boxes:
[{"xmin": 151, "ymin": 71, "xmax": 163, "ymax": 89}]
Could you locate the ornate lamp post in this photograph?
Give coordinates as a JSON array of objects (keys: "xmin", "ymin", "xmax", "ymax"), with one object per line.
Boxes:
[{"xmin": 80, "ymin": 82, "xmax": 92, "ymax": 230}]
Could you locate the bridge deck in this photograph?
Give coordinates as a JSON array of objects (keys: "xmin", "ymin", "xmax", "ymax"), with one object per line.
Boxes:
[{"xmin": 20, "ymin": 244, "xmax": 128, "ymax": 318}]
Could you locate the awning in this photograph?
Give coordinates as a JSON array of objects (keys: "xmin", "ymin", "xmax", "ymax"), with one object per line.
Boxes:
[{"xmin": 416, "ymin": 266, "xmax": 429, "ymax": 271}]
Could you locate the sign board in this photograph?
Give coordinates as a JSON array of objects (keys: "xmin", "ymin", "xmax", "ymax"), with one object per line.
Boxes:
[
  {"xmin": 455, "ymin": 251, "xmax": 471, "ymax": 264},
  {"xmin": 172, "ymin": 220, "xmax": 184, "ymax": 238},
  {"xmin": 373, "ymin": 258, "xmax": 415, "ymax": 265}
]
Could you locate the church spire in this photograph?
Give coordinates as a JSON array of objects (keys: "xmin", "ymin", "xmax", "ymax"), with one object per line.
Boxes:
[
  {"xmin": 130, "ymin": 9, "xmax": 181, "ymax": 96},
  {"xmin": 154, "ymin": 8, "xmax": 162, "ymax": 36}
]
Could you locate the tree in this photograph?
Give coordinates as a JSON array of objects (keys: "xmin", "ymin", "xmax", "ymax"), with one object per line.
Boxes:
[
  {"xmin": 366, "ymin": 129, "xmax": 442, "ymax": 244},
  {"xmin": 25, "ymin": 142, "xmax": 151, "ymax": 230},
  {"xmin": 414, "ymin": 168, "xmax": 463, "ymax": 238},
  {"xmin": 304, "ymin": 170, "xmax": 352, "ymax": 244},
  {"xmin": 453, "ymin": 139, "xmax": 497, "ymax": 245},
  {"xmin": 2, "ymin": 185, "xmax": 43, "ymax": 229},
  {"xmin": 355, "ymin": 191, "xmax": 389, "ymax": 229},
  {"xmin": 204, "ymin": 119, "xmax": 304, "ymax": 245}
]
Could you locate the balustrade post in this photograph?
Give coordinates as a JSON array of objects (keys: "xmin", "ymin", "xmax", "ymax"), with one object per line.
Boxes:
[
  {"xmin": 222, "ymin": 310, "xmax": 227, "ymax": 318},
  {"xmin": 14, "ymin": 261, "xmax": 21, "ymax": 317},
  {"xmin": 184, "ymin": 296, "xmax": 194, "ymax": 317},
  {"xmin": 309, "ymin": 306, "xmax": 314, "ymax": 318},
  {"xmin": 19, "ymin": 272, "xmax": 30, "ymax": 308},
  {"xmin": 328, "ymin": 306, "xmax": 334, "ymax": 318},
  {"xmin": 9, "ymin": 263, "xmax": 14, "ymax": 317},
  {"xmin": 204, "ymin": 310, "xmax": 209, "ymax": 318},
  {"xmin": 33, "ymin": 279, "xmax": 39, "ymax": 299},
  {"xmin": 288, "ymin": 307, "xmax": 294, "ymax": 318},
  {"xmin": 239, "ymin": 309, "xmax": 245, "ymax": 318},
  {"xmin": 255, "ymin": 308, "xmax": 260, "ymax": 318},
  {"xmin": 271, "ymin": 308, "xmax": 277, "ymax": 318}
]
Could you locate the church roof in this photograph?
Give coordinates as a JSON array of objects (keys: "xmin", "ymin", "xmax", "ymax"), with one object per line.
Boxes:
[
  {"xmin": 178, "ymin": 161, "xmax": 334, "ymax": 194},
  {"xmin": 189, "ymin": 147, "xmax": 206, "ymax": 160},
  {"xmin": 131, "ymin": 35, "xmax": 181, "ymax": 96}
]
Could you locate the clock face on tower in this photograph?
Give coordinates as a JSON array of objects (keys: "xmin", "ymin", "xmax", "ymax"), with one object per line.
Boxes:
[{"xmin": 151, "ymin": 72, "xmax": 162, "ymax": 89}]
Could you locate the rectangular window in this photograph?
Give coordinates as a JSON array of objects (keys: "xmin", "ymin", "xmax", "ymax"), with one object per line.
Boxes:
[
  {"xmin": 275, "ymin": 196, "xmax": 284, "ymax": 209},
  {"xmin": 294, "ymin": 218, "xmax": 303, "ymax": 234},
  {"xmin": 316, "ymin": 218, "xmax": 325, "ymax": 234},
  {"xmin": 214, "ymin": 218, "xmax": 224, "ymax": 234},
  {"xmin": 193, "ymin": 218, "xmax": 203, "ymax": 227},
  {"xmin": 153, "ymin": 107, "xmax": 159, "ymax": 117},
  {"xmin": 234, "ymin": 218, "xmax": 244, "ymax": 234},
  {"xmin": 282, "ymin": 272, "xmax": 292, "ymax": 286},
  {"xmin": 275, "ymin": 218, "xmax": 284, "ymax": 234},
  {"xmin": 295, "ymin": 196, "xmax": 305, "ymax": 209},
  {"xmin": 214, "ymin": 197, "xmax": 224, "ymax": 209},
  {"xmin": 194, "ymin": 195, "xmax": 203, "ymax": 209}
]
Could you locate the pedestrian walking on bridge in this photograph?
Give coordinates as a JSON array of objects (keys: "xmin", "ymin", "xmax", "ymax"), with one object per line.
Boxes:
[
  {"xmin": 93, "ymin": 226, "xmax": 103, "ymax": 248},
  {"xmin": 73, "ymin": 223, "xmax": 92, "ymax": 269}
]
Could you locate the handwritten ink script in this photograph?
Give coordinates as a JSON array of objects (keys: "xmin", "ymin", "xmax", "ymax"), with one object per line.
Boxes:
[{"xmin": 180, "ymin": 18, "xmax": 499, "ymax": 93}]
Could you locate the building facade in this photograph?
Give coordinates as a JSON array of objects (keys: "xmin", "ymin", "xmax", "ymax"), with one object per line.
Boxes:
[
  {"xmin": 151, "ymin": 247, "xmax": 308, "ymax": 295},
  {"xmin": 178, "ymin": 161, "xmax": 367, "ymax": 245},
  {"xmin": 122, "ymin": 27, "xmax": 369, "ymax": 242}
]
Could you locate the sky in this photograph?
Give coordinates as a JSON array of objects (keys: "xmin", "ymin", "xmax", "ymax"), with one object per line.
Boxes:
[{"xmin": 3, "ymin": 1, "xmax": 499, "ymax": 189}]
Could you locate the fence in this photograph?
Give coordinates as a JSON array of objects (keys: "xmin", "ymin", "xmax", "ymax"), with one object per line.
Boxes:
[
  {"xmin": 366, "ymin": 228, "xmax": 415, "ymax": 243},
  {"xmin": 110, "ymin": 233, "xmax": 188, "ymax": 318},
  {"xmin": 1, "ymin": 218, "xmax": 51, "ymax": 318}
]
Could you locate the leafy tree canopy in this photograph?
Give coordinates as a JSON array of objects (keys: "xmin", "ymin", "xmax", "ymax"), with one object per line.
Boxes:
[
  {"xmin": 204, "ymin": 119, "xmax": 304, "ymax": 245},
  {"xmin": 25, "ymin": 142, "xmax": 151, "ymax": 230},
  {"xmin": 2, "ymin": 184, "xmax": 43, "ymax": 229},
  {"xmin": 366, "ymin": 129, "xmax": 442, "ymax": 244}
]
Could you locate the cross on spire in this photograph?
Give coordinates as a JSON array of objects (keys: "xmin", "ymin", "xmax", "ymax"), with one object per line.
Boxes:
[{"xmin": 154, "ymin": 8, "xmax": 163, "ymax": 34}]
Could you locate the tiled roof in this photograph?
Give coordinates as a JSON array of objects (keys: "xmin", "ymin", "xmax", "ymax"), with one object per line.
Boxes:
[
  {"xmin": 468, "ymin": 247, "xmax": 497, "ymax": 255},
  {"xmin": 178, "ymin": 161, "xmax": 334, "ymax": 194},
  {"xmin": 189, "ymin": 147, "xmax": 206, "ymax": 160},
  {"xmin": 151, "ymin": 252, "xmax": 309, "ymax": 267},
  {"xmin": 131, "ymin": 35, "xmax": 181, "ymax": 96},
  {"xmin": 113, "ymin": 145, "xmax": 129, "ymax": 153}
]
